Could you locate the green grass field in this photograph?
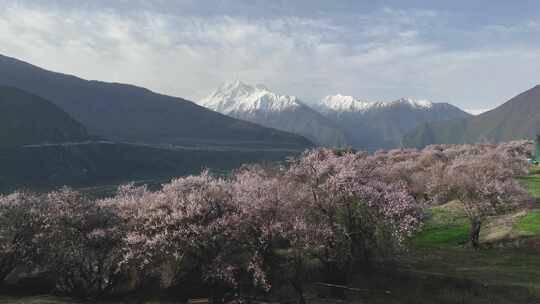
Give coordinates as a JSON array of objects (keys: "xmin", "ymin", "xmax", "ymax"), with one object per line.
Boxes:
[
  {"xmin": 415, "ymin": 171, "xmax": 540, "ymax": 247},
  {"xmin": 406, "ymin": 171, "xmax": 540, "ymax": 302},
  {"xmin": 516, "ymin": 210, "xmax": 540, "ymax": 235},
  {"xmin": 515, "ymin": 169, "xmax": 540, "ymax": 236},
  {"xmin": 528, "ymin": 164, "xmax": 540, "ymax": 175},
  {"xmin": 519, "ymin": 176, "xmax": 540, "ymax": 198},
  {"xmin": 413, "ymin": 204, "xmax": 470, "ymax": 247}
]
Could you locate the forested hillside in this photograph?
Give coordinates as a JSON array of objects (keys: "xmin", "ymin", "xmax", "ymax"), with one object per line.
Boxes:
[{"xmin": 0, "ymin": 86, "xmax": 88, "ymax": 148}]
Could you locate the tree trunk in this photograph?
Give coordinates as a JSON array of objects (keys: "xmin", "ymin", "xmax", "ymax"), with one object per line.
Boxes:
[{"xmin": 469, "ymin": 217, "xmax": 481, "ymax": 250}]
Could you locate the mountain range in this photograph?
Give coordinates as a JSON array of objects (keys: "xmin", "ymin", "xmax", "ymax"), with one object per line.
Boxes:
[
  {"xmin": 0, "ymin": 54, "xmax": 312, "ymax": 150},
  {"xmin": 199, "ymin": 81, "xmax": 471, "ymax": 150},
  {"xmin": 0, "ymin": 85, "xmax": 301, "ymax": 193},
  {"xmin": 0, "ymin": 55, "xmax": 311, "ymax": 192},
  {"xmin": 404, "ymin": 85, "xmax": 540, "ymax": 148},
  {"xmin": 199, "ymin": 81, "xmax": 347, "ymax": 147},
  {"xmin": 4, "ymin": 52, "xmax": 537, "ymax": 192},
  {"xmin": 315, "ymin": 95, "xmax": 471, "ymax": 150}
]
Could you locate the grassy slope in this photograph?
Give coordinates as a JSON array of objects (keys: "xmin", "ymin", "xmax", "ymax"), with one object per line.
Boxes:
[
  {"xmin": 402, "ymin": 170, "xmax": 540, "ymax": 302},
  {"xmin": 516, "ymin": 210, "xmax": 540, "ymax": 234},
  {"xmin": 516, "ymin": 170, "xmax": 540, "ymax": 235},
  {"xmin": 413, "ymin": 203, "xmax": 470, "ymax": 247},
  {"xmin": 415, "ymin": 168, "xmax": 540, "ymax": 247}
]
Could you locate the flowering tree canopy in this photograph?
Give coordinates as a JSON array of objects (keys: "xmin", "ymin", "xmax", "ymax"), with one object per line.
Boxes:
[
  {"xmin": 0, "ymin": 192, "xmax": 45, "ymax": 283},
  {"xmin": 425, "ymin": 142, "xmax": 533, "ymax": 248},
  {"xmin": 39, "ymin": 188, "xmax": 127, "ymax": 296},
  {"xmin": 0, "ymin": 141, "xmax": 532, "ymax": 300}
]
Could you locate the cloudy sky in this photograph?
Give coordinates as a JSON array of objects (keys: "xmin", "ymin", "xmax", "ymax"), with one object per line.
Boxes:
[{"xmin": 1, "ymin": 0, "xmax": 539, "ymax": 114}]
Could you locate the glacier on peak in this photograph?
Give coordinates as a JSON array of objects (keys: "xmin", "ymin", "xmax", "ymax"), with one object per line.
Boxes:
[{"xmin": 199, "ymin": 80, "xmax": 302, "ymax": 114}]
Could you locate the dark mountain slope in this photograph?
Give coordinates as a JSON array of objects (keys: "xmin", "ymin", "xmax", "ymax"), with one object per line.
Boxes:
[
  {"xmin": 404, "ymin": 85, "xmax": 540, "ymax": 148},
  {"xmin": 358, "ymin": 102, "xmax": 471, "ymax": 147},
  {"xmin": 0, "ymin": 54, "xmax": 311, "ymax": 149},
  {"xmin": 0, "ymin": 143, "xmax": 300, "ymax": 193},
  {"xmin": 0, "ymin": 86, "xmax": 88, "ymax": 148}
]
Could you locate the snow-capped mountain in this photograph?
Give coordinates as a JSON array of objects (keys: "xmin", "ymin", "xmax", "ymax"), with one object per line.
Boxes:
[
  {"xmin": 199, "ymin": 81, "xmax": 348, "ymax": 147},
  {"xmin": 200, "ymin": 80, "xmax": 301, "ymax": 114},
  {"xmin": 317, "ymin": 95, "xmax": 434, "ymax": 114},
  {"xmin": 315, "ymin": 94, "xmax": 471, "ymax": 151},
  {"xmin": 199, "ymin": 82, "xmax": 470, "ymax": 150}
]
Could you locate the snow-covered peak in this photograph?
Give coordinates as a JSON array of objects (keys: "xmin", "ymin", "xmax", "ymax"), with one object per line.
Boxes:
[
  {"xmin": 216, "ymin": 80, "xmax": 257, "ymax": 93},
  {"xmin": 199, "ymin": 81, "xmax": 302, "ymax": 114},
  {"xmin": 393, "ymin": 97, "xmax": 433, "ymax": 108},
  {"xmin": 319, "ymin": 94, "xmax": 377, "ymax": 113},
  {"xmin": 318, "ymin": 95, "xmax": 433, "ymax": 113}
]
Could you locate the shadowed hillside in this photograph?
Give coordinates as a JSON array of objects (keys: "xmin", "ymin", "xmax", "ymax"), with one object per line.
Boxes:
[
  {"xmin": 0, "ymin": 54, "xmax": 312, "ymax": 150},
  {"xmin": 0, "ymin": 143, "xmax": 299, "ymax": 193},
  {"xmin": 0, "ymin": 86, "xmax": 89, "ymax": 148},
  {"xmin": 404, "ymin": 85, "xmax": 540, "ymax": 148}
]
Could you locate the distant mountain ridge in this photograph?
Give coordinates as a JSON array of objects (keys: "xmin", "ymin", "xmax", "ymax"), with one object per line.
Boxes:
[
  {"xmin": 0, "ymin": 86, "xmax": 89, "ymax": 148},
  {"xmin": 403, "ymin": 85, "xmax": 540, "ymax": 148},
  {"xmin": 316, "ymin": 95, "xmax": 434, "ymax": 114},
  {"xmin": 0, "ymin": 54, "xmax": 312, "ymax": 150},
  {"xmin": 199, "ymin": 81, "xmax": 471, "ymax": 150},
  {"xmin": 199, "ymin": 81, "xmax": 348, "ymax": 147},
  {"xmin": 314, "ymin": 94, "xmax": 471, "ymax": 151}
]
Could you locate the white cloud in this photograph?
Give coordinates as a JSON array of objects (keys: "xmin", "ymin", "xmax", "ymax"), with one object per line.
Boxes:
[{"xmin": 0, "ymin": 3, "xmax": 539, "ymax": 111}]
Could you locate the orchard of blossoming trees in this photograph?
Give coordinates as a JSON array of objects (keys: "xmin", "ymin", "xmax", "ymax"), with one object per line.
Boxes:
[{"xmin": 0, "ymin": 141, "xmax": 533, "ymax": 301}]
